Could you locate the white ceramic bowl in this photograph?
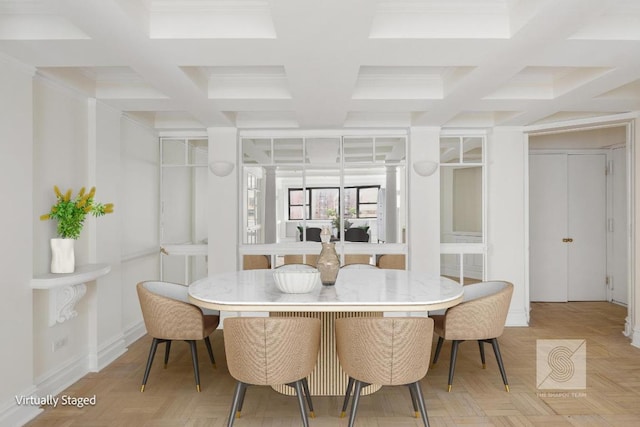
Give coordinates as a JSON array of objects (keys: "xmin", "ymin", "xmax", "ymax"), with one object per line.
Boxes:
[{"xmin": 273, "ymin": 269, "xmax": 320, "ymax": 294}]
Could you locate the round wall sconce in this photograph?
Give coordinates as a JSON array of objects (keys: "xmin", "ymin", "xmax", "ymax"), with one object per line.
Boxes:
[
  {"xmin": 412, "ymin": 160, "xmax": 439, "ymax": 177},
  {"xmin": 208, "ymin": 161, "xmax": 235, "ymax": 177}
]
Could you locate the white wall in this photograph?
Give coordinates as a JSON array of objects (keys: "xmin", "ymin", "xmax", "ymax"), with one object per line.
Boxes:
[
  {"xmin": 0, "ymin": 56, "xmax": 41, "ymax": 426},
  {"xmin": 486, "ymin": 128, "xmax": 529, "ymax": 326},
  {"xmin": 0, "ymin": 58, "xmax": 160, "ymax": 425}
]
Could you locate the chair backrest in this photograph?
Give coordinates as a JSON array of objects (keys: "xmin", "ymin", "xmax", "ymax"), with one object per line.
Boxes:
[
  {"xmin": 336, "ymin": 317, "xmax": 434, "ymax": 386},
  {"xmin": 243, "ymin": 255, "xmax": 271, "ymax": 270},
  {"xmin": 344, "ymin": 254, "xmax": 372, "ymax": 265},
  {"xmin": 223, "ymin": 317, "xmax": 321, "ymax": 386},
  {"xmin": 341, "ymin": 263, "xmax": 378, "ymax": 269},
  {"xmin": 377, "ymin": 254, "xmax": 406, "ymax": 270},
  {"xmin": 136, "ymin": 281, "xmax": 208, "ymax": 341},
  {"xmin": 276, "ymin": 263, "xmax": 317, "ymax": 270},
  {"xmin": 344, "ymin": 227, "xmax": 369, "ymax": 242},
  {"xmin": 443, "ymin": 281, "xmax": 513, "ymax": 340}
]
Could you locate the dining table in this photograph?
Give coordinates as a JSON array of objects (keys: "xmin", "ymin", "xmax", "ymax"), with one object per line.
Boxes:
[{"xmin": 188, "ymin": 268, "xmax": 463, "ymax": 396}]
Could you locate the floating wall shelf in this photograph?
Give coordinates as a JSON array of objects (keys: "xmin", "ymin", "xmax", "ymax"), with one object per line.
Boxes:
[{"xmin": 31, "ymin": 263, "xmax": 111, "ymax": 326}]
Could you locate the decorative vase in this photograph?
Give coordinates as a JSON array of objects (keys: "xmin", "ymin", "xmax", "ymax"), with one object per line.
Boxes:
[
  {"xmin": 317, "ymin": 242, "xmax": 340, "ymax": 285},
  {"xmin": 50, "ymin": 238, "xmax": 75, "ymax": 274}
]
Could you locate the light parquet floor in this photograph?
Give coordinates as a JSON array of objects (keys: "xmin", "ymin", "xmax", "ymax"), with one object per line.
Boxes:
[{"xmin": 25, "ymin": 302, "xmax": 640, "ymax": 426}]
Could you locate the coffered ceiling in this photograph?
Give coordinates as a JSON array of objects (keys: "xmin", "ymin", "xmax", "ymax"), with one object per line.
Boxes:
[{"xmin": 1, "ymin": 0, "xmax": 640, "ymax": 130}]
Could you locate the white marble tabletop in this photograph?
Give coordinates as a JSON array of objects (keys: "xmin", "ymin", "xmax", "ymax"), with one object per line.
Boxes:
[{"xmin": 188, "ymin": 269, "xmax": 463, "ymax": 312}]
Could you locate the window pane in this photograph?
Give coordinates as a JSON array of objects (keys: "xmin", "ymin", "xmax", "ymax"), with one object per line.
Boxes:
[
  {"xmin": 242, "ymin": 138, "xmax": 272, "ymax": 164},
  {"xmin": 462, "ymin": 137, "xmax": 483, "ymax": 163},
  {"xmin": 162, "ymin": 139, "xmax": 186, "ymax": 165},
  {"xmin": 306, "ymin": 138, "xmax": 340, "ymax": 164},
  {"xmin": 188, "ymin": 139, "xmax": 208, "ymax": 165},
  {"xmin": 440, "ymin": 137, "xmax": 461, "ymax": 163},
  {"xmin": 343, "ymin": 188, "xmax": 357, "ymax": 217},
  {"xmin": 289, "ymin": 189, "xmax": 306, "ymax": 205},
  {"xmin": 359, "ymin": 203, "xmax": 377, "ymax": 218},
  {"xmin": 344, "ymin": 137, "xmax": 373, "ymax": 163},
  {"xmin": 359, "ymin": 187, "xmax": 378, "ymax": 203},
  {"xmin": 274, "ymin": 138, "xmax": 303, "ymax": 164},
  {"xmin": 289, "ymin": 206, "xmax": 306, "ymax": 220},
  {"xmin": 375, "ymin": 137, "xmax": 405, "ymax": 163},
  {"xmin": 311, "ymin": 188, "xmax": 339, "ymax": 219}
]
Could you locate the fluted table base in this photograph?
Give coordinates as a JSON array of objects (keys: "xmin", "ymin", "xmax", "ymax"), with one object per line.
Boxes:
[{"xmin": 270, "ymin": 311, "xmax": 382, "ymax": 396}]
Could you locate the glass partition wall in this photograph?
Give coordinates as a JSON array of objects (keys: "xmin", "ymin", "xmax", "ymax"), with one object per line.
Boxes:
[
  {"xmin": 240, "ymin": 134, "xmax": 407, "ymax": 268},
  {"xmin": 440, "ymin": 133, "xmax": 486, "ymax": 284}
]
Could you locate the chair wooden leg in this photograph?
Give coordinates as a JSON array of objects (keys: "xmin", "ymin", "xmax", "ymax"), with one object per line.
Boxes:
[
  {"xmin": 432, "ymin": 336, "xmax": 444, "ymax": 364},
  {"xmin": 226, "ymin": 381, "xmax": 246, "ymax": 427},
  {"xmin": 293, "ymin": 380, "xmax": 310, "ymax": 427},
  {"xmin": 163, "ymin": 340, "xmax": 172, "ymax": 368},
  {"xmin": 348, "ymin": 380, "xmax": 365, "ymax": 427},
  {"xmin": 204, "ymin": 336, "xmax": 216, "ymax": 368},
  {"xmin": 341, "ymin": 376, "xmax": 354, "ymax": 418},
  {"xmin": 407, "ymin": 382, "xmax": 419, "ymax": 418},
  {"xmin": 490, "ymin": 338, "xmax": 510, "ymax": 392},
  {"xmin": 141, "ymin": 338, "xmax": 161, "ymax": 392},
  {"xmin": 186, "ymin": 340, "xmax": 201, "ymax": 392},
  {"xmin": 301, "ymin": 377, "xmax": 315, "ymax": 418},
  {"xmin": 478, "ymin": 340, "xmax": 486, "ymax": 368},
  {"xmin": 448, "ymin": 340, "xmax": 461, "ymax": 392},
  {"xmin": 409, "ymin": 381, "xmax": 430, "ymax": 427}
]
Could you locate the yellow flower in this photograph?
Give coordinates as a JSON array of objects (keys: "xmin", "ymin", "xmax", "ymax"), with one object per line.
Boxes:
[
  {"xmin": 63, "ymin": 189, "xmax": 72, "ymax": 201},
  {"xmin": 88, "ymin": 187, "xmax": 96, "ymax": 198},
  {"xmin": 54, "ymin": 186, "xmax": 62, "ymax": 198},
  {"xmin": 39, "ymin": 214, "xmax": 50, "ymax": 221},
  {"xmin": 78, "ymin": 187, "xmax": 86, "ymax": 197}
]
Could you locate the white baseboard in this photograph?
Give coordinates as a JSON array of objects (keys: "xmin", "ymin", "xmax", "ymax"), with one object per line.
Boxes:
[
  {"xmin": 34, "ymin": 354, "xmax": 88, "ymax": 400},
  {"xmin": 124, "ymin": 321, "xmax": 146, "ymax": 347},
  {"xmin": 631, "ymin": 327, "xmax": 640, "ymax": 349},
  {"xmin": 506, "ymin": 309, "xmax": 529, "ymax": 327},
  {"xmin": 88, "ymin": 334, "xmax": 127, "ymax": 372},
  {"xmin": 0, "ymin": 385, "xmax": 42, "ymax": 427}
]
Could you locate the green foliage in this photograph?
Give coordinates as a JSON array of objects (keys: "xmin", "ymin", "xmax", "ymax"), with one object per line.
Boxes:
[{"xmin": 40, "ymin": 186, "xmax": 114, "ymax": 239}]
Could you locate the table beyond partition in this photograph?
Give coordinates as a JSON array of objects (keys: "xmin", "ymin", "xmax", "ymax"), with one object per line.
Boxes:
[{"xmin": 188, "ymin": 269, "xmax": 463, "ymax": 396}]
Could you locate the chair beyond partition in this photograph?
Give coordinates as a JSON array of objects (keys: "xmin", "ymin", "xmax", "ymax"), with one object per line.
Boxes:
[
  {"xmin": 336, "ymin": 317, "xmax": 435, "ymax": 427},
  {"xmin": 242, "ymin": 255, "xmax": 270, "ymax": 270},
  {"xmin": 223, "ymin": 317, "xmax": 321, "ymax": 427},
  {"xmin": 377, "ymin": 254, "xmax": 406, "ymax": 270},
  {"xmin": 344, "ymin": 227, "xmax": 370, "ymax": 242},
  {"xmin": 430, "ymin": 281, "xmax": 514, "ymax": 392},
  {"xmin": 344, "ymin": 254, "xmax": 372, "ymax": 265},
  {"xmin": 136, "ymin": 281, "xmax": 219, "ymax": 392},
  {"xmin": 299, "ymin": 227, "xmax": 322, "ymax": 242},
  {"xmin": 284, "ymin": 254, "xmax": 319, "ymax": 266}
]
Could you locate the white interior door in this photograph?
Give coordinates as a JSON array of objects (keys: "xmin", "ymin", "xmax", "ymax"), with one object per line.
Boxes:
[
  {"xmin": 530, "ymin": 154, "xmax": 568, "ymax": 302},
  {"xmin": 567, "ymin": 154, "xmax": 607, "ymax": 301},
  {"xmin": 530, "ymin": 153, "xmax": 607, "ymax": 302}
]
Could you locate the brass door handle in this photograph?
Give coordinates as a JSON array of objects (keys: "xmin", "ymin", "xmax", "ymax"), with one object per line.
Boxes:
[{"xmin": 562, "ymin": 238, "xmax": 574, "ymax": 243}]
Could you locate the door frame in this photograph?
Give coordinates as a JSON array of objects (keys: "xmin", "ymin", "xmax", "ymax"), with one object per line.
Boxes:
[{"xmin": 524, "ymin": 117, "xmax": 635, "ymax": 342}]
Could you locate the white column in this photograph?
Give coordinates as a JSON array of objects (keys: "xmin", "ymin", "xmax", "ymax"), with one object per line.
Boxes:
[
  {"xmin": 385, "ymin": 166, "xmax": 398, "ymax": 243},
  {"xmin": 264, "ymin": 166, "xmax": 277, "ymax": 243},
  {"xmin": 408, "ymin": 127, "xmax": 440, "ymax": 274},
  {"xmin": 208, "ymin": 127, "xmax": 239, "ymax": 273}
]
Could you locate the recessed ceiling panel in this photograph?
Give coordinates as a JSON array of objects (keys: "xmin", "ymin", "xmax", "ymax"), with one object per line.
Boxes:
[
  {"xmin": 191, "ymin": 66, "xmax": 291, "ymax": 99},
  {"xmin": 596, "ymin": 79, "xmax": 640, "ymax": 100},
  {"xmin": 148, "ymin": 0, "xmax": 276, "ymax": 39},
  {"xmin": 344, "ymin": 112, "xmax": 412, "ymax": 127},
  {"xmin": 0, "ymin": 15, "xmax": 89, "ymax": 40},
  {"xmin": 233, "ymin": 111, "xmax": 298, "ymax": 128},
  {"xmin": 370, "ymin": 0, "xmax": 512, "ymax": 39},
  {"xmin": 485, "ymin": 66, "xmax": 612, "ymax": 100},
  {"xmin": 444, "ymin": 111, "xmax": 521, "ymax": 127},
  {"xmin": 570, "ymin": 0, "xmax": 640, "ymax": 40}
]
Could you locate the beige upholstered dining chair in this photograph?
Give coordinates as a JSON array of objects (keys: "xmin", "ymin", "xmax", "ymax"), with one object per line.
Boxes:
[
  {"xmin": 223, "ymin": 317, "xmax": 321, "ymax": 427},
  {"xmin": 336, "ymin": 317, "xmax": 435, "ymax": 427},
  {"xmin": 242, "ymin": 254, "xmax": 270, "ymax": 270},
  {"xmin": 136, "ymin": 281, "xmax": 219, "ymax": 392},
  {"xmin": 377, "ymin": 254, "xmax": 406, "ymax": 269},
  {"xmin": 430, "ymin": 281, "xmax": 513, "ymax": 392},
  {"xmin": 343, "ymin": 254, "xmax": 372, "ymax": 265},
  {"xmin": 283, "ymin": 254, "xmax": 319, "ymax": 266}
]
